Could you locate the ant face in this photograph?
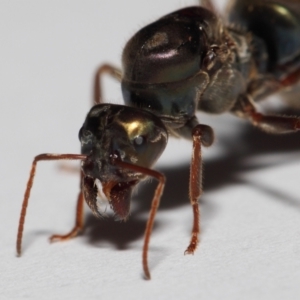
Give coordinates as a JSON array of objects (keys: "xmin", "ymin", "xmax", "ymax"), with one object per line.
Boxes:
[{"xmin": 79, "ymin": 104, "xmax": 167, "ymax": 219}]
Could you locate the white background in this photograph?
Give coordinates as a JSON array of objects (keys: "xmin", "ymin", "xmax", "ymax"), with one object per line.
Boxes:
[{"xmin": 1, "ymin": 0, "xmax": 300, "ymax": 299}]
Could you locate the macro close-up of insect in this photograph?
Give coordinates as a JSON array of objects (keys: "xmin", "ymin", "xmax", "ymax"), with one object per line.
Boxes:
[
  {"xmin": 15, "ymin": 0, "xmax": 300, "ymax": 280},
  {"xmin": 1, "ymin": 0, "xmax": 300, "ymax": 298}
]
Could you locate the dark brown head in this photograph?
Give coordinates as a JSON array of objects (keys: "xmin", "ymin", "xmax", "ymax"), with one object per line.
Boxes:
[{"xmin": 79, "ymin": 104, "xmax": 168, "ymax": 219}]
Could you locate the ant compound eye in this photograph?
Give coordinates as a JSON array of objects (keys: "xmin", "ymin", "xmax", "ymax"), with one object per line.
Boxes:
[
  {"xmin": 79, "ymin": 129, "xmax": 93, "ymax": 143},
  {"xmin": 79, "ymin": 128, "xmax": 93, "ymax": 140},
  {"xmin": 83, "ymin": 130, "xmax": 92, "ymax": 138},
  {"xmin": 134, "ymin": 135, "xmax": 144, "ymax": 146}
]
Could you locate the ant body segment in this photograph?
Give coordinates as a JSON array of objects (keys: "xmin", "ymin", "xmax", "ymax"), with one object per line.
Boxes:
[{"xmin": 17, "ymin": 0, "xmax": 300, "ymax": 279}]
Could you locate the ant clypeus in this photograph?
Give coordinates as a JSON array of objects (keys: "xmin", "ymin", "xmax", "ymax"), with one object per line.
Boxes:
[{"xmin": 17, "ymin": 0, "xmax": 300, "ymax": 279}]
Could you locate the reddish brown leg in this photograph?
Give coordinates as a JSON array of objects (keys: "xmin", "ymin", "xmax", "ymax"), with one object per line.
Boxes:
[
  {"xmin": 232, "ymin": 95, "xmax": 300, "ymax": 134},
  {"xmin": 16, "ymin": 153, "xmax": 86, "ymax": 256},
  {"xmin": 248, "ymin": 66, "xmax": 300, "ymax": 101},
  {"xmin": 49, "ymin": 189, "xmax": 84, "ymax": 243},
  {"xmin": 94, "ymin": 64, "xmax": 122, "ymax": 104},
  {"xmin": 279, "ymin": 65, "xmax": 300, "ymax": 88},
  {"xmin": 184, "ymin": 125, "xmax": 204, "ymax": 255},
  {"xmin": 112, "ymin": 159, "xmax": 165, "ymax": 280},
  {"xmin": 142, "ymin": 172, "xmax": 165, "ymax": 280}
]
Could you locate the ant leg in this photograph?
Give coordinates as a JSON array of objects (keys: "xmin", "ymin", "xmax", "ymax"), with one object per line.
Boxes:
[
  {"xmin": 232, "ymin": 95, "xmax": 300, "ymax": 134},
  {"xmin": 111, "ymin": 158, "xmax": 165, "ymax": 280},
  {"xmin": 280, "ymin": 67, "xmax": 300, "ymax": 88},
  {"xmin": 185, "ymin": 124, "xmax": 214, "ymax": 255},
  {"xmin": 16, "ymin": 153, "xmax": 86, "ymax": 256},
  {"xmin": 94, "ymin": 64, "xmax": 122, "ymax": 104},
  {"xmin": 49, "ymin": 187, "xmax": 84, "ymax": 243},
  {"xmin": 248, "ymin": 66, "xmax": 300, "ymax": 101}
]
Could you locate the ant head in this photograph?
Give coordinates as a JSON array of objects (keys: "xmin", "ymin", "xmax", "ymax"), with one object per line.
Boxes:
[{"xmin": 79, "ymin": 104, "xmax": 168, "ymax": 219}]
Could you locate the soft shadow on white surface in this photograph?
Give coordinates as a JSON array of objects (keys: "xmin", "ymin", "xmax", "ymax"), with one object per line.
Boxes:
[{"xmin": 1, "ymin": 0, "xmax": 300, "ymax": 299}]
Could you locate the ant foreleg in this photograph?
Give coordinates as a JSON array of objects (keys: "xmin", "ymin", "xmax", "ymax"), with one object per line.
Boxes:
[
  {"xmin": 94, "ymin": 64, "xmax": 122, "ymax": 104},
  {"xmin": 16, "ymin": 153, "xmax": 86, "ymax": 256},
  {"xmin": 111, "ymin": 158, "xmax": 165, "ymax": 280}
]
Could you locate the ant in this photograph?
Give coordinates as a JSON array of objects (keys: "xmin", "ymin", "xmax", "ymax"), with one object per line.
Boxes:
[{"xmin": 17, "ymin": 0, "xmax": 300, "ymax": 280}]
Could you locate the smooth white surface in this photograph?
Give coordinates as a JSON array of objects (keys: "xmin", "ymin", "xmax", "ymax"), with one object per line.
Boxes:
[{"xmin": 1, "ymin": 1, "xmax": 300, "ymax": 299}]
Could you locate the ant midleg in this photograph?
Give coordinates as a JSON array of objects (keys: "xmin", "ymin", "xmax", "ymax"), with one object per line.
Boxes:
[
  {"xmin": 232, "ymin": 94, "xmax": 300, "ymax": 134},
  {"xmin": 247, "ymin": 67, "xmax": 300, "ymax": 102},
  {"xmin": 280, "ymin": 67, "xmax": 300, "ymax": 90},
  {"xmin": 185, "ymin": 124, "xmax": 212, "ymax": 255}
]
